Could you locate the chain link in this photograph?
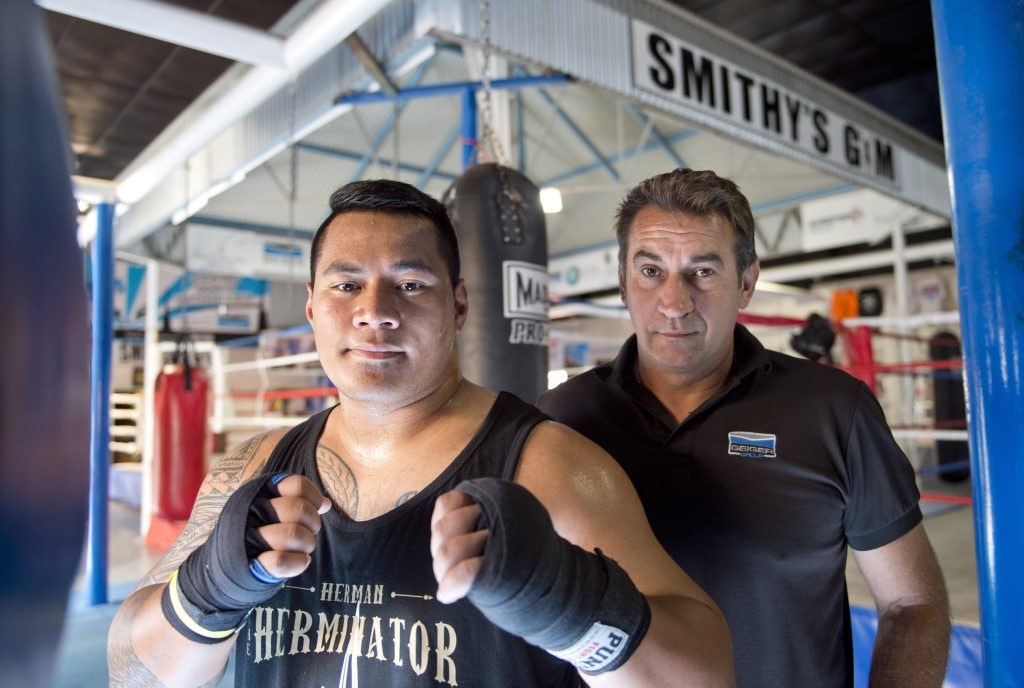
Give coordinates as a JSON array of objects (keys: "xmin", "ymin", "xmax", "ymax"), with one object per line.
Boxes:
[{"xmin": 479, "ymin": 0, "xmax": 523, "ymax": 244}]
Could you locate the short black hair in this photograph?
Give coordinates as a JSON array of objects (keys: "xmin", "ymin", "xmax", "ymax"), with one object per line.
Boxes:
[
  {"xmin": 615, "ymin": 168, "xmax": 757, "ymax": 279},
  {"xmin": 309, "ymin": 179, "xmax": 461, "ymax": 286}
]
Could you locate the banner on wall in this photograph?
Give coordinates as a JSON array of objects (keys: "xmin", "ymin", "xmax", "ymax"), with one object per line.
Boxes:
[{"xmin": 114, "ymin": 261, "xmax": 268, "ymax": 335}]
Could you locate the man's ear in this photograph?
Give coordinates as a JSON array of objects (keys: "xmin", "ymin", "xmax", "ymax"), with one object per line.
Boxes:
[
  {"xmin": 618, "ymin": 266, "xmax": 627, "ymax": 303},
  {"xmin": 738, "ymin": 260, "xmax": 759, "ymax": 309},
  {"xmin": 305, "ymin": 281, "xmax": 315, "ymax": 327},
  {"xmin": 453, "ymin": 279, "xmax": 469, "ymax": 330}
]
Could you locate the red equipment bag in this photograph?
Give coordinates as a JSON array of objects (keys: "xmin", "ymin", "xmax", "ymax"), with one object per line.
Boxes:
[{"xmin": 152, "ymin": 335, "xmax": 209, "ymax": 521}]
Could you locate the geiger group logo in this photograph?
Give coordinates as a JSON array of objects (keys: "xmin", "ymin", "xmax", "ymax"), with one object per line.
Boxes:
[{"xmin": 727, "ymin": 431, "xmax": 777, "ymax": 459}]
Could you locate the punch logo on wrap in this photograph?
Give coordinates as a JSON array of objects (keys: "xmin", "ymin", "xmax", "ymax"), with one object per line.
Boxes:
[{"xmin": 503, "ymin": 261, "xmax": 549, "ymax": 346}]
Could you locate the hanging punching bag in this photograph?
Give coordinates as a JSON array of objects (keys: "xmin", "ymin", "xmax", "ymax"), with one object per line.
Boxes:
[
  {"xmin": 152, "ymin": 336, "xmax": 209, "ymax": 522},
  {"xmin": 929, "ymin": 331, "xmax": 969, "ymax": 482},
  {"xmin": 1, "ymin": 2, "xmax": 91, "ymax": 684},
  {"xmin": 444, "ymin": 164, "xmax": 549, "ymax": 403}
]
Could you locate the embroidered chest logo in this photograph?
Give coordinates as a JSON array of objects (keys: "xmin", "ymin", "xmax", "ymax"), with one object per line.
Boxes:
[{"xmin": 727, "ymin": 431, "xmax": 777, "ymax": 459}]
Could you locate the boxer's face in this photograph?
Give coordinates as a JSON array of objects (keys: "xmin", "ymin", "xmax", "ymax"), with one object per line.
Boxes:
[
  {"xmin": 619, "ymin": 206, "xmax": 758, "ymax": 384},
  {"xmin": 306, "ymin": 211, "xmax": 468, "ymax": 408}
]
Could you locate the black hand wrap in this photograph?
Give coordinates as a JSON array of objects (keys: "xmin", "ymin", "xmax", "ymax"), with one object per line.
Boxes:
[
  {"xmin": 160, "ymin": 473, "xmax": 290, "ymax": 644},
  {"xmin": 458, "ymin": 478, "xmax": 651, "ymax": 675}
]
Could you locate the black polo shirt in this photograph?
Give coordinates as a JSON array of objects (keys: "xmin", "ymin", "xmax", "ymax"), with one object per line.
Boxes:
[{"xmin": 538, "ymin": 324, "xmax": 921, "ymax": 688}]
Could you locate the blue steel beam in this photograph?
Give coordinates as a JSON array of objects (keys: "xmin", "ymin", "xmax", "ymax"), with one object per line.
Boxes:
[
  {"xmin": 297, "ymin": 142, "xmax": 459, "ymax": 181},
  {"xmin": 190, "ymin": 215, "xmax": 316, "ymax": 238},
  {"xmin": 461, "ymin": 87, "xmax": 477, "ymax": 169},
  {"xmin": 509, "ymin": 64, "xmax": 618, "ymax": 183},
  {"xmin": 932, "ymin": 1, "xmax": 1024, "ymax": 685},
  {"xmin": 417, "ymin": 121, "xmax": 460, "ymax": 188},
  {"xmin": 349, "ymin": 58, "xmax": 432, "ymax": 182},
  {"xmin": 625, "ymin": 102, "xmax": 686, "ymax": 169},
  {"xmin": 751, "ymin": 183, "xmax": 857, "ymax": 215},
  {"xmin": 335, "ymin": 73, "xmax": 571, "ymax": 106},
  {"xmin": 539, "ymin": 128, "xmax": 699, "ymax": 187},
  {"xmin": 532, "ymin": 86, "xmax": 619, "ymax": 183},
  {"xmin": 87, "ymin": 202, "xmax": 115, "ymax": 605}
]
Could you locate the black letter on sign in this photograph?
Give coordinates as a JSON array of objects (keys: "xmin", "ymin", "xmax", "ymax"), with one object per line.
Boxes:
[
  {"xmin": 682, "ymin": 49, "xmax": 715, "ymax": 107},
  {"xmin": 736, "ymin": 72, "xmax": 755, "ymax": 123},
  {"xmin": 761, "ymin": 84, "xmax": 780, "ymax": 134},
  {"xmin": 785, "ymin": 95, "xmax": 801, "ymax": 142},
  {"xmin": 844, "ymin": 125, "xmax": 861, "ymax": 167},
  {"xmin": 648, "ymin": 33, "xmax": 675, "ymax": 92},
  {"xmin": 875, "ymin": 140, "xmax": 895, "ymax": 181},
  {"xmin": 812, "ymin": 109, "xmax": 829, "ymax": 154}
]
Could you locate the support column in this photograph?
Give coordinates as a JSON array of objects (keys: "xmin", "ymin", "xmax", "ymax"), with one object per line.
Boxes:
[
  {"xmin": 932, "ymin": 1, "xmax": 1024, "ymax": 684},
  {"xmin": 87, "ymin": 201, "xmax": 116, "ymax": 605}
]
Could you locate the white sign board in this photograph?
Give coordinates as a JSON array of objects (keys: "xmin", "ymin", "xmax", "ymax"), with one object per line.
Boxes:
[
  {"xmin": 631, "ymin": 19, "xmax": 899, "ymax": 187},
  {"xmin": 801, "ymin": 188, "xmax": 945, "ymax": 251},
  {"xmin": 186, "ymin": 224, "xmax": 310, "ymax": 282}
]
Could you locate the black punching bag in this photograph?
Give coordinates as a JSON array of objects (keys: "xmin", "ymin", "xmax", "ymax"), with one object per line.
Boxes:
[
  {"xmin": 929, "ymin": 331, "xmax": 969, "ymax": 482},
  {"xmin": 1, "ymin": 1, "xmax": 91, "ymax": 685},
  {"xmin": 444, "ymin": 164, "xmax": 549, "ymax": 403}
]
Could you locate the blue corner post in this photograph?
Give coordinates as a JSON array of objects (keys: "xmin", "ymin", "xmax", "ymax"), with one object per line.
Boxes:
[
  {"xmin": 932, "ymin": 1, "xmax": 1024, "ymax": 685},
  {"xmin": 87, "ymin": 202, "xmax": 115, "ymax": 605}
]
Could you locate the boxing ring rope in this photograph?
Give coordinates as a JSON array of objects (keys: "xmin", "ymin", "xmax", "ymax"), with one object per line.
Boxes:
[
  {"xmin": 202, "ymin": 326, "xmax": 343, "ymax": 440},
  {"xmin": 554, "ymin": 302, "xmax": 971, "ymax": 504}
]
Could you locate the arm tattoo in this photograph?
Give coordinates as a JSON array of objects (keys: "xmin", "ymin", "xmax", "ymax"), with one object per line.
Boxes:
[
  {"xmin": 108, "ymin": 587, "xmax": 165, "ymax": 687},
  {"xmin": 136, "ymin": 433, "xmax": 272, "ymax": 589},
  {"xmin": 108, "ymin": 586, "xmax": 229, "ymax": 687},
  {"xmin": 317, "ymin": 443, "xmax": 359, "ymax": 519}
]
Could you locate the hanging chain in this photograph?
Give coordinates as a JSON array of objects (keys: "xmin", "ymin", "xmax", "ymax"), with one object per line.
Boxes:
[
  {"xmin": 478, "ymin": 0, "xmax": 506, "ymax": 168},
  {"xmin": 286, "ymin": 79, "xmax": 300, "ymax": 289},
  {"xmin": 479, "ymin": 0, "xmax": 523, "ymax": 244}
]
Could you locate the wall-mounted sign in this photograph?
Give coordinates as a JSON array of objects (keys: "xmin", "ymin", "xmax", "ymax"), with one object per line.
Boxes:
[
  {"xmin": 631, "ymin": 19, "xmax": 899, "ymax": 187},
  {"xmin": 186, "ymin": 224, "xmax": 310, "ymax": 282},
  {"xmin": 801, "ymin": 188, "xmax": 945, "ymax": 251}
]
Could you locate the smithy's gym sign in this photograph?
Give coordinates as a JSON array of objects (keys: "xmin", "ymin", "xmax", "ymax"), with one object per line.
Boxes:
[{"xmin": 631, "ymin": 20, "xmax": 897, "ymax": 186}]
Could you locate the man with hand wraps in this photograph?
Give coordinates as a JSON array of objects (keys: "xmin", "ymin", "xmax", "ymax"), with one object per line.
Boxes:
[{"xmin": 108, "ymin": 179, "xmax": 733, "ymax": 687}]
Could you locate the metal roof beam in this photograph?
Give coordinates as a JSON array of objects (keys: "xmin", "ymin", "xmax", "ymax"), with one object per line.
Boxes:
[
  {"xmin": 625, "ymin": 103, "xmax": 686, "ymax": 169},
  {"xmin": 349, "ymin": 58, "xmax": 433, "ymax": 182},
  {"xmin": 539, "ymin": 128, "xmax": 699, "ymax": 187},
  {"xmin": 417, "ymin": 123, "xmax": 461, "ymax": 187},
  {"xmin": 343, "ymin": 32, "xmax": 400, "ymax": 95},
  {"xmin": 297, "ymin": 142, "xmax": 458, "ymax": 181},
  {"xmin": 38, "ymin": 0, "xmax": 286, "ymax": 68},
  {"xmin": 111, "ymin": 0, "xmax": 399, "ymax": 208}
]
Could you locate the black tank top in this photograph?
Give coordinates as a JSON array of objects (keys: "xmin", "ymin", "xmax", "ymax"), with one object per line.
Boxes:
[{"xmin": 233, "ymin": 391, "xmax": 579, "ymax": 687}]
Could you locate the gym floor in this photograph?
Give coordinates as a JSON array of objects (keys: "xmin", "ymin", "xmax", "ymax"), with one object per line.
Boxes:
[{"xmin": 52, "ymin": 473, "xmax": 977, "ymax": 686}]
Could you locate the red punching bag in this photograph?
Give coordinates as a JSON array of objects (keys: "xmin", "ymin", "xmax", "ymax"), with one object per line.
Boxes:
[{"xmin": 153, "ymin": 335, "xmax": 209, "ymax": 521}]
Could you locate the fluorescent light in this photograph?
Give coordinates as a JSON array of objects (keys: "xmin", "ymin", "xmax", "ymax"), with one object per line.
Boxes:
[{"xmin": 540, "ymin": 187, "xmax": 563, "ymax": 214}]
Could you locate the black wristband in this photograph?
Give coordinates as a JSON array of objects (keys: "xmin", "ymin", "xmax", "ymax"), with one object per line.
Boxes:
[
  {"xmin": 161, "ymin": 473, "xmax": 290, "ymax": 642},
  {"xmin": 458, "ymin": 478, "xmax": 651, "ymax": 675}
]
